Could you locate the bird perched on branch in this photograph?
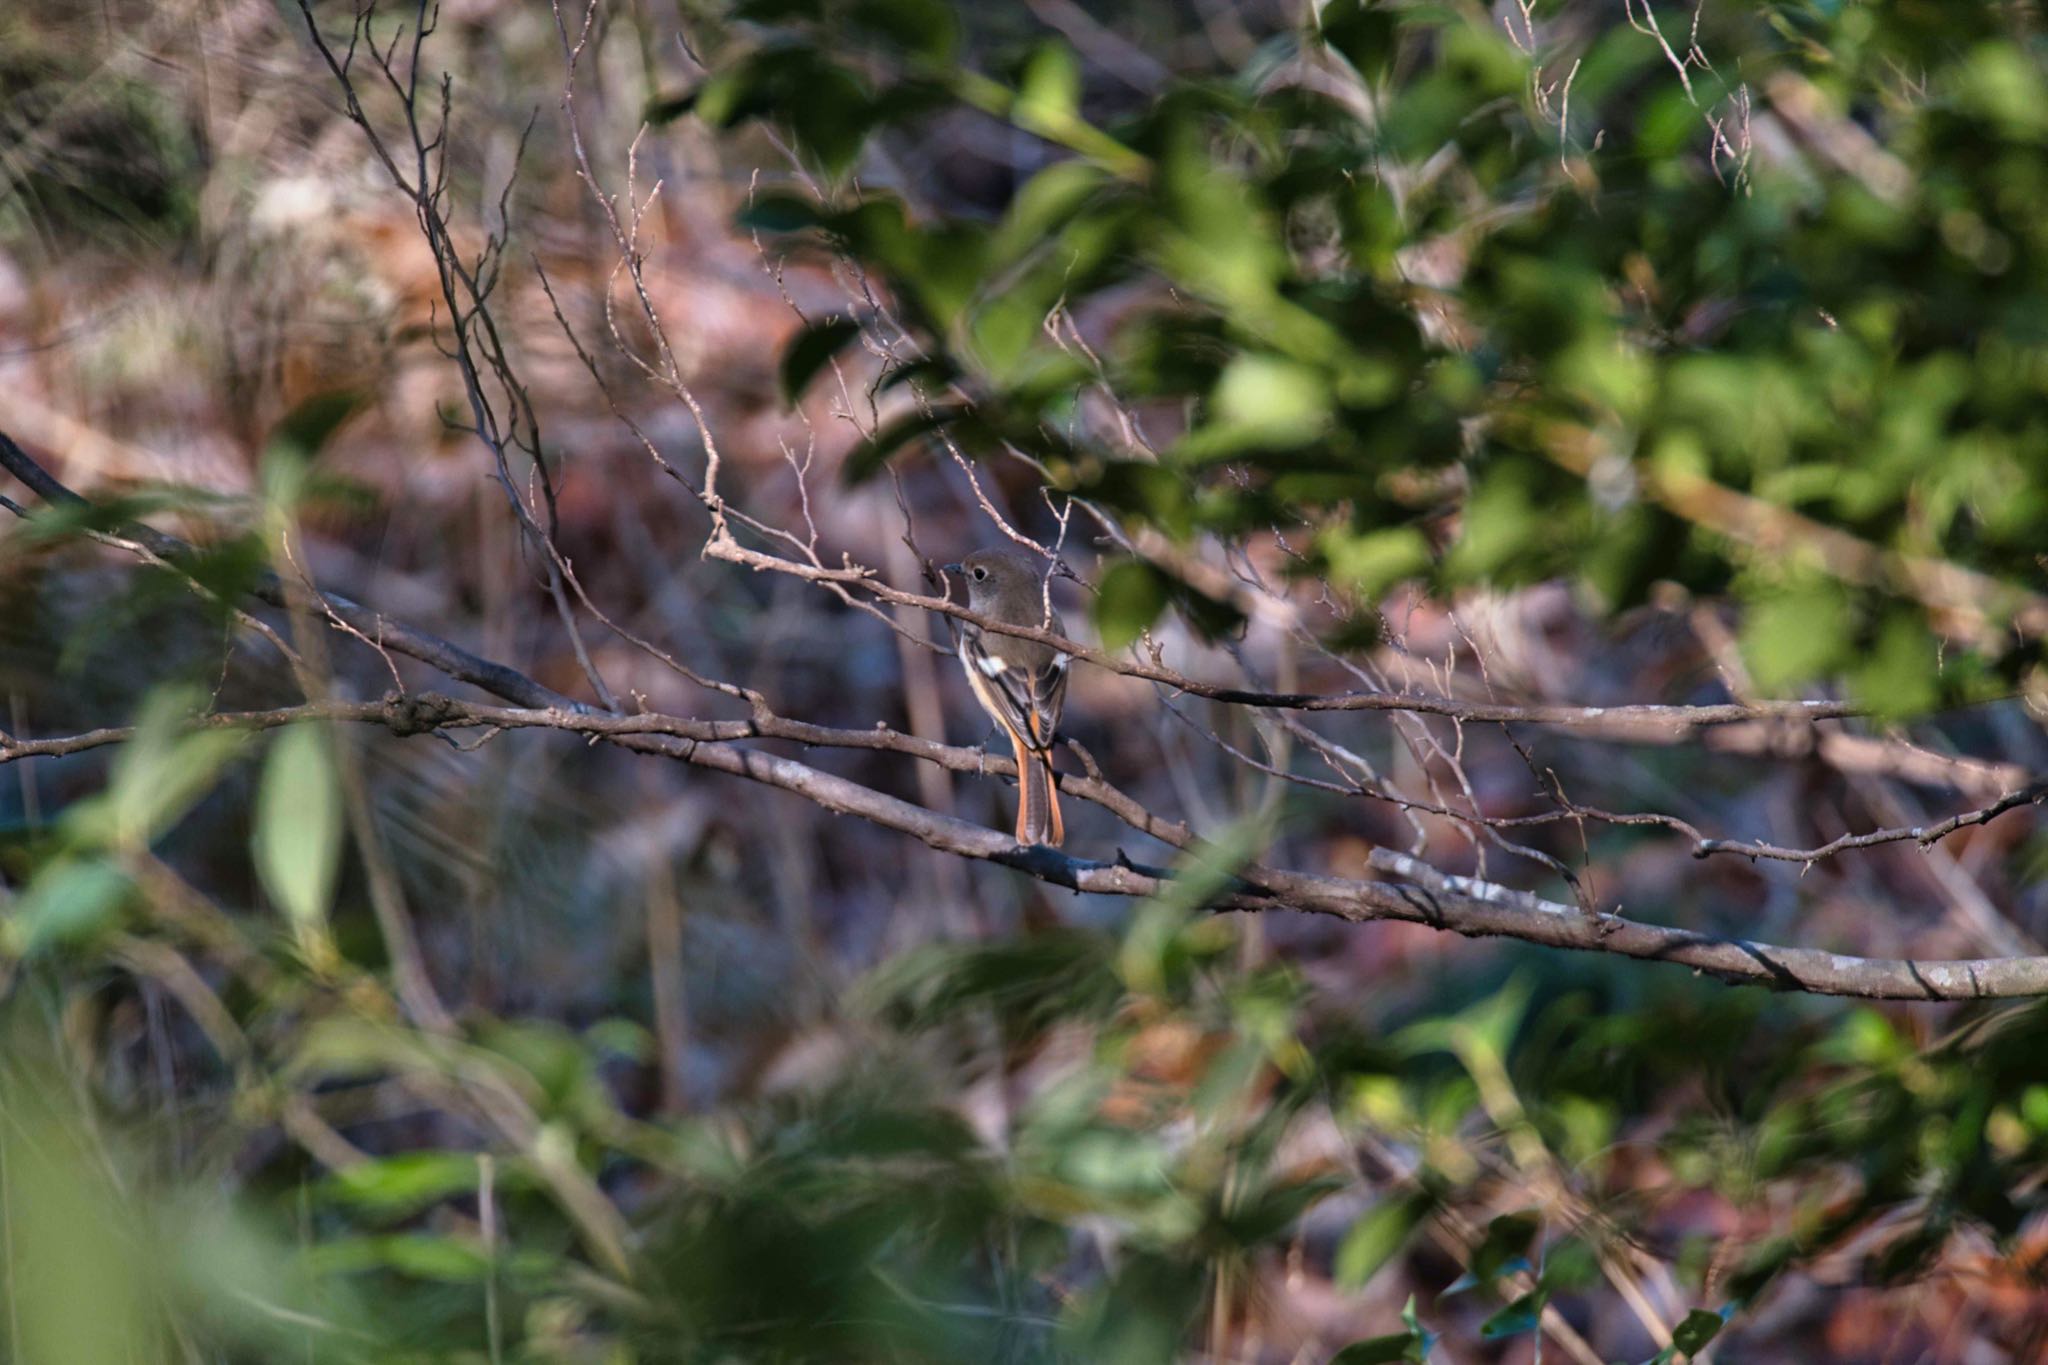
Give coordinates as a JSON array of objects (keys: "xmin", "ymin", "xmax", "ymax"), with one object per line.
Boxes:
[{"xmin": 945, "ymin": 547, "xmax": 1069, "ymax": 847}]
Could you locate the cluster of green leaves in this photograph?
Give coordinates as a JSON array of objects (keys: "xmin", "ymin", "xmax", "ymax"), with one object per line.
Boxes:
[{"xmin": 692, "ymin": 0, "xmax": 2048, "ymax": 711}]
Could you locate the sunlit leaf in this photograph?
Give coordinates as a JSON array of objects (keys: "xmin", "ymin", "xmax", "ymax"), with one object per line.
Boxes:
[
  {"xmin": 253, "ymin": 722, "xmax": 342, "ymax": 942},
  {"xmin": 308, "ymin": 1234, "xmax": 493, "ymax": 1284},
  {"xmin": 1209, "ymin": 353, "xmax": 1330, "ymax": 448},
  {"xmin": 1335, "ymin": 1194, "xmax": 1430, "ymax": 1289},
  {"xmin": 1741, "ymin": 580, "xmax": 1853, "ymax": 694},
  {"xmin": 1013, "ymin": 41, "xmax": 1081, "ymax": 137},
  {"xmin": 320, "ymin": 1152, "xmax": 522, "ymax": 1221},
  {"xmin": 1321, "ymin": 525, "xmax": 1432, "ymax": 601},
  {"xmin": 77, "ymin": 688, "xmax": 248, "ymax": 851},
  {"xmin": 1094, "ymin": 558, "xmax": 1170, "ymax": 650},
  {"xmin": 1849, "ymin": 610, "xmax": 1940, "ymax": 719},
  {"xmin": 8, "ymin": 856, "xmax": 131, "ymax": 954}
]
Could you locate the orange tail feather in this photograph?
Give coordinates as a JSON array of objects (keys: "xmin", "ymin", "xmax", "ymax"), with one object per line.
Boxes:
[{"xmin": 1010, "ymin": 732, "xmax": 1062, "ymax": 847}]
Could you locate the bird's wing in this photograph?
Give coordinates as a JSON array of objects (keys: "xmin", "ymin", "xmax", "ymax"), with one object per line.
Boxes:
[{"xmin": 962, "ymin": 628, "xmax": 1067, "ymax": 753}]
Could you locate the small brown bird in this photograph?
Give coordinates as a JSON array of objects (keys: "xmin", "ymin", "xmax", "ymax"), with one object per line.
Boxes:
[{"xmin": 945, "ymin": 547, "xmax": 1069, "ymax": 847}]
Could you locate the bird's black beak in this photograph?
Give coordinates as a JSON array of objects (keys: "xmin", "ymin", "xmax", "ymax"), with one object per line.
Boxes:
[{"xmin": 942, "ymin": 562, "xmax": 963, "ymax": 575}]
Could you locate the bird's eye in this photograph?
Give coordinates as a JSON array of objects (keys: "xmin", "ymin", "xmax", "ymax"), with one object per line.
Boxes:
[{"xmin": 972, "ymin": 566, "xmax": 987, "ymax": 581}]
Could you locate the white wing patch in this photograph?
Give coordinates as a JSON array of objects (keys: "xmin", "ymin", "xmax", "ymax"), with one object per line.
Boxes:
[{"xmin": 976, "ymin": 653, "xmax": 1010, "ymax": 677}]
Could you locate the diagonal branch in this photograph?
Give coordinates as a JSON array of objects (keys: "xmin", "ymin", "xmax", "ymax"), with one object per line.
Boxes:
[
  {"xmin": 8, "ymin": 429, "xmax": 2048, "ymax": 1000},
  {"xmin": 6, "ymin": 688, "xmax": 2048, "ymax": 1001}
]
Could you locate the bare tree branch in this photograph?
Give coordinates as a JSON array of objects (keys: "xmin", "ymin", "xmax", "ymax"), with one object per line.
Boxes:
[
  {"xmin": 701, "ymin": 530, "xmax": 1880, "ymax": 729},
  {"xmin": 7, "ymin": 426, "xmax": 2039, "ymax": 886},
  {"xmin": 6, "ymin": 680, "xmax": 2048, "ymax": 1000}
]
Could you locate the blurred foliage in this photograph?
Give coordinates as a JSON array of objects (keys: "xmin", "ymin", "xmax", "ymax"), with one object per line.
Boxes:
[
  {"xmin": 703, "ymin": 0, "xmax": 2048, "ymax": 713},
  {"xmin": 0, "ymin": 21, "xmax": 201, "ymax": 248},
  {"xmin": 13, "ymin": 711, "xmax": 2048, "ymax": 1361}
]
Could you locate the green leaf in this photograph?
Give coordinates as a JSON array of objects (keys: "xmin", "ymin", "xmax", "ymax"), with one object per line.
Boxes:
[
  {"xmin": 308, "ymin": 1233, "xmax": 493, "ymax": 1284},
  {"xmin": 288, "ymin": 1017, "xmax": 441, "ymax": 1084},
  {"xmin": 1849, "ymin": 610, "xmax": 1940, "ymax": 718},
  {"xmin": 1330, "ymin": 1331, "xmax": 1426, "ymax": 1364},
  {"xmin": 695, "ymin": 47, "xmax": 879, "ymax": 179},
  {"xmin": 1401, "ymin": 1296, "xmax": 1434, "ymax": 1351},
  {"xmin": 878, "ymin": 356, "xmax": 957, "ymax": 392},
  {"xmin": 1956, "ymin": 42, "xmax": 2048, "ymax": 140},
  {"xmin": 1741, "ymin": 580, "xmax": 1853, "ymax": 693},
  {"xmin": 780, "ymin": 317, "xmax": 863, "ymax": 406},
  {"xmin": 14, "ymin": 487, "xmax": 214, "ymax": 548},
  {"xmin": 1537, "ymin": 1234, "xmax": 1602, "ymax": 1292},
  {"xmin": 1014, "ymin": 41, "xmax": 1082, "ymax": 137},
  {"xmin": 2021, "ymin": 1083, "xmax": 2048, "ymax": 1134},
  {"xmin": 841, "ymin": 405, "xmax": 959, "ymax": 483},
  {"xmin": 1671, "ymin": 1305, "xmax": 1732, "ymax": 1355},
  {"xmin": 1444, "ymin": 469, "xmax": 1541, "ymax": 585},
  {"xmin": 82, "ymin": 689, "xmax": 248, "ymax": 851},
  {"xmin": 736, "ymin": 192, "xmax": 826, "ymax": 233},
  {"xmin": 1444, "ymin": 1208, "xmax": 1540, "ymax": 1294},
  {"xmin": 1321, "ymin": 526, "xmax": 1431, "ymax": 601},
  {"xmin": 1210, "ymin": 353, "xmax": 1331, "ymax": 449},
  {"xmin": 1334, "ymin": 1194, "xmax": 1428, "ymax": 1289},
  {"xmin": 1331, "ymin": 1295, "xmax": 1435, "ymax": 1362},
  {"xmin": 899, "ymin": 221, "xmax": 993, "ymax": 328},
  {"xmin": 268, "ymin": 390, "xmax": 360, "ymax": 465},
  {"xmin": 1479, "ymin": 1289, "xmax": 1545, "ymax": 1339},
  {"xmin": 1319, "ymin": 0, "xmax": 1401, "ymax": 82},
  {"xmin": 781, "ymin": 70, "xmax": 878, "ymax": 177},
  {"xmin": 1064, "ymin": 1251, "xmax": 1206, "ymax": 1365},
  {"xmin": 7, "ymin": 857, "xmax": 131, "ymax": 954},
  {"xmin": 320, "ymin": 1152, "xmax": 512, "ymax": 1220},
  {"xmin": 1399, "ymin": 977, "xmax": 1530, "ymax": 1066},
  {"xmin": 849, "ymin": 0, "xmax": 959, "ymax": 62},
  {"xmin": 1093, "ymin": 558, "xmax": 1170, "ymax": 650},
  {"xmin": 253, "ymin": 723, "xmax": 343, "ymax": 936},
  {"xmin": 643, "ymin": 87, "xmax": 698, "ymax": 123},
  {"xmin": 991, "ymin": 160, "xmax": 1108, "ymax": 265}
]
